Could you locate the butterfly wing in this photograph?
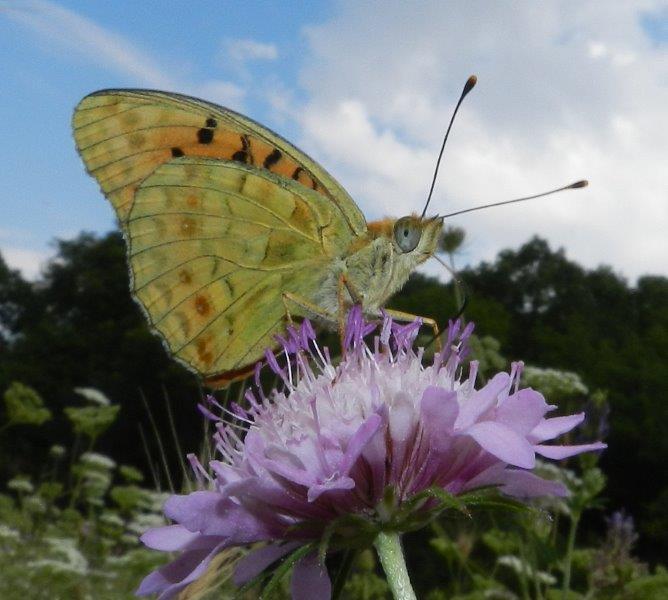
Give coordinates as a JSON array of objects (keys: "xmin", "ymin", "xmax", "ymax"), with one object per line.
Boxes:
[
  {"xmin": 73, "ymin": 89, "xmax": 368, "ymax": 384},
  {"xmin": 127, "ymin": 156, "xmax": 357, "ymax": 382},
  {"xmin": 72, "ymin": 89, "xmax": 366, "ymax": 236}
]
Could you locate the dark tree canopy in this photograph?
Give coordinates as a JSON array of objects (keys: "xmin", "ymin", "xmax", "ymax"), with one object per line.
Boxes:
[{"xmin": 0, "ymin": 232, "xmax": 200, "ymax": 479}]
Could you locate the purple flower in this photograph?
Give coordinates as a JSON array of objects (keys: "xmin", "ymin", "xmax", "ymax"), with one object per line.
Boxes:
[{"xmin": 137, "ymin": 308, "xmax": 605, "ymax": 599}]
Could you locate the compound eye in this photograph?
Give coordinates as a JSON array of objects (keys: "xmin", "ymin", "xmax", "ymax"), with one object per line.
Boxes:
[{"xmin": 394, "ymin": 217, "xmax": 422, "ymax": 253}]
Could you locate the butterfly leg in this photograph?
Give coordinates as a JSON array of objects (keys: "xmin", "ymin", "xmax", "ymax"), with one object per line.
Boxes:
[
  {"xmin": 382, "ymin": 308, "xmax": 442, "ymax": 352},
  {"xmin": 337, "ymin": 274, "xmax": 366, "ymax": 349},
  {"xmin": 282, "ymin": 292, "xmax": 336, "ymax": 327}
]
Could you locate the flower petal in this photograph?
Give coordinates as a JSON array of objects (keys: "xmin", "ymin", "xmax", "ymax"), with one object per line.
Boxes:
[
  {"xmin": 456, "ymin": 372, "xmax": 509, "ymax": 429},
  {"xmin": 165, "ymin": 491, "xmax": 275, "ymax": 542},
  {"xmin": 496, "ymin": 389, "xmax": 550, "ymax": 435},
  {"xmin": 233, "ymin": 542, "xmax": 301, "ymax": 586},
  {"xmin": 164, "ymin": 491, "xmax": 221, "ymax": 532},
  {"xmin": 529, "ymin": 413, "xmax": 585, "ymax": 442},
  {"xmin": 291, "ymin": 553, "xmax": 331, "ymax": 600},
  {"xmin": 464, "ymin": 421, "xmax": 535, "ymax": 468},
  {"xmin": 496, "ymin": 469, "xmax": 569, "ymax": 498},
  {"xmin": 420, "ymin": 386, "xmax": 458, "ymax": 451},
  {"xmin": 389, "ymin": 392, "xmax": 416, "ymax": 443},
  {"xmin": 338, "ymin": 413, "xmax": 383, "ymax": 475},
  {"xmin": 534, "ymin": 442, "xmax": 606, "ymax": 460},
  {"xmin": 141, "ymin": 525, "xmax": 200, "ymax": 551},
  {"xmin": 307, "ymin": 475, "xmax": 356, "ymax": 502},
  {"xmin": 137, "ymin": 541, "xmax": 227, "ymax": 599}
]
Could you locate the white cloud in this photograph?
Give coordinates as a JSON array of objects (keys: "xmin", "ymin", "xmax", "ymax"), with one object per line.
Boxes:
[
  {"xmin": 2, "ymin": 0, "xmax": 176, "ymax": 88},
  {"xmin": 191, "ymin": 80, "xmax": 246, "ymax": 110},
  {"xmin": 289, "ymin": 1, "xmax": 668, "ymax": 281},
  {"xmin": 2, "ymin": 1, "xmax": 250, "ymax": 110},
  {"xmin": 223, "ymin": 37, "xmax": 278, "ymax": 63},
  {"xmin": 1, "ymin": 246, "xmax": 51, "ymax": 280}
]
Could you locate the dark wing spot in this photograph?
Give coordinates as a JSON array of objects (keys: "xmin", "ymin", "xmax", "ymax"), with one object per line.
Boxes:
[
  {"xmin": 292, "ymin": 167, "xmax": 303, "ymax": 180},
  {"xmin": 263, "ymin": 148, "xmax": 282, "ymax": 170},
  {"xmin": 205, "ymin": 117, "xmax": 217, "ymax": 128},
  {"xmin": 241, "ymin": 134, "xmax": 254, "ymax": 164},
  {"xmin": 232, "ymin": 135, "xmax": 253, "ymax": 164},
  {"xmin": 197, "ymin": 128, "xmax": 214, "ymax": 144},
  {"xmin": 171, "ymin": 147, "xmax": 185, "ymax": 157}
]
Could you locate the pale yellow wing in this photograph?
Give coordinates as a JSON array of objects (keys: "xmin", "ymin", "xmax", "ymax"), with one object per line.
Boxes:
[
  {"xmin": 72, "ymin": 89, "xmax": 366, "ymax": 236},
  {"xmin": 127, "ymin": 157, "xmax": 351, "ymax": 382}
]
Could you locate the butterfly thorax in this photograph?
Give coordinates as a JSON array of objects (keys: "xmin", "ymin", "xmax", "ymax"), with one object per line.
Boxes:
[{"xmin": 313, "ymin": 215, "xmax": 443, "ymax": 318}]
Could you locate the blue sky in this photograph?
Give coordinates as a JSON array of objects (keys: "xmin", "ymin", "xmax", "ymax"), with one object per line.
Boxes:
[
  {"xmin": 1, "ymin": 1, "xmax": 332, "ymax": 272},
  {"xmin": 1, "ymin": 1, "xmax": 667, "ymax": 281}
]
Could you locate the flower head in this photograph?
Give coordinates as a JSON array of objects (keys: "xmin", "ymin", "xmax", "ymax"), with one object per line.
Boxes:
[{"xmin": 138, "ymin": 308, "xmax": 605, "ymax": 599}]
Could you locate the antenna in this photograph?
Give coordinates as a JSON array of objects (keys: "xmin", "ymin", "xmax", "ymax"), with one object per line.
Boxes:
[
  {"xmin": 441, "ymin": 180, "xmax": 588, "ymax": 219},
  {"xmin": 421, "ymin": 75, "xmax": 477, "ymax": 218}
]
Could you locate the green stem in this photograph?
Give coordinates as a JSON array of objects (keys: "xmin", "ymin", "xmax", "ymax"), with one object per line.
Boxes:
[
  {"xmin": 562, "ymin": 511, "xmax": 580, "ymax": 600},
  {"xmin": 374, "ymin": 531, "xmax": 417, "ymax": 600}
]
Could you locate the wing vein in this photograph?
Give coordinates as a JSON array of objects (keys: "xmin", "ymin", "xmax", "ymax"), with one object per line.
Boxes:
[
  {"xmin": 130, "ymin": 237, "xmax": 321, "ymax": 271},
  {"xmin": 137, "ymin": 180, "xmax": 321, "ymax": 243},
  {"xmin": 171, "ymin": 274, "xmax": 273, "ymax": 355},
  {"xmin": 133, "ymin": 254, "xmax": 235, "ymax": 294},
  {"xmin": 211, "ymin": 313, "xmax": 283, "ymax": 369}
]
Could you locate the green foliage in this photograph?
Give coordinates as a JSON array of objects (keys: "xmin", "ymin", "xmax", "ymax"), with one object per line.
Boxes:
[
  {"xmin": 623, "ymin": 567, "xmax": 668, "ymax": 600},
  {"xmin": 3, "ymin": 381, "xmax": 52, "ymax": 427},
  {"xmin": 0, "ymin": 232, "xmax": 200, "ymax": 487},
  {"xmin": 1, "ymin": 232, "xmax": 667, "ymax": 596},
  {"xmin": 522, "ymin": 366, "xmax": 588, "ymax": 402},
  {"xmin": 0, "ymin": 393, "xmax": 168, "ymax": 599},
  {"xmin": 467, "ymin": 334, "xmax": 507, "ymax": 377},
  {"xmin": 440, "ymin": 226, "xmax": 466, "ymax": 255},
  {"xmin": 119, "ymin": 465, "xmax": 144, "ymax": 483},
  {"xmin": 65, "ymin": 405, "xmax": 120, "ymax": 440}
]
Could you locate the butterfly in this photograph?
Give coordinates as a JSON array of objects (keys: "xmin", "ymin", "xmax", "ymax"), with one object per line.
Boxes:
[{"xmin": 72, "ymin": 89, "xmax": 447, "ymax": 387}]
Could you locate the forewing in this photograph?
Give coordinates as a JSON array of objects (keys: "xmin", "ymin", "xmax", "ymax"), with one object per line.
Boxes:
[
  {"xmin": 72, "ymin": 89, "xmax": 366, "ymax": 235},
  {"xmin": 127, "ymin": 157, "xmax": 350, "ymax": 380}
]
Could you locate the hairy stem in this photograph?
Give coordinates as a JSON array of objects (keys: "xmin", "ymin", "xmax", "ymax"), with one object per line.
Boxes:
[{"xmin": 374, "ymin": 531, "xmax": 417, "ymax": 600}]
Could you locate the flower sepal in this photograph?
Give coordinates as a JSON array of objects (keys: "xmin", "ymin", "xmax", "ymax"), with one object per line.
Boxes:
[
  {"xmin": 317, "ymin": 513, "xmax": 381, "ymax": 557},
  {"xmin": 234, "ymin": 542, "xmax": 317, "ymax": 598},
  {"xmin": 457, "ymin": 486, "xmax": 534, "ymax": 513}
]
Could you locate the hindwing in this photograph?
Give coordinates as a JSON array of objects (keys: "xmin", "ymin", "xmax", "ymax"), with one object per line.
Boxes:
[{"xmin": 127, "ymin": 157, "xmax": 352, "ymax": 380}]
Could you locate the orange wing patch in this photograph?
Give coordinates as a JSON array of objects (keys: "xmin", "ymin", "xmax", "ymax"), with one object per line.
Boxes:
[{"xmin": 73, "ymin": 93, "xmax": 323, "ymax": 222}]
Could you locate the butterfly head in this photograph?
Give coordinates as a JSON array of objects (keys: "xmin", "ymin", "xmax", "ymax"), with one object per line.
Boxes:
[{"xmin": 392, "ymin": 214, "xmax": 444, "ymax": 262}]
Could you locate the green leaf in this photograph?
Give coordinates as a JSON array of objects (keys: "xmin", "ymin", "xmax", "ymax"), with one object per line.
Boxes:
[
  {"xmin": 119, "ymin": 465, "xmax": 144, "ymax": 483},
  {"xmin": 3, "ymin": 382, "xmax": 51, "ymax": 427},
  {"xmin": 64, "ymin": 404, "xmax": 120, "ymax": 439},
  {"xmin": 399, "ymin": 486, "xmax": 469, "ymax": 520}
]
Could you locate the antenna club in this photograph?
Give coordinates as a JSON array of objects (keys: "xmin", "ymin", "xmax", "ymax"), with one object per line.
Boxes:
[
  {"xmin": 571, "ymin": 179, "xmax": 589, "ymax": 189},
  {"xmin": 463, "ymin": 75, "xmax": 477, "ymax": 96}
]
